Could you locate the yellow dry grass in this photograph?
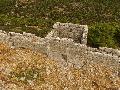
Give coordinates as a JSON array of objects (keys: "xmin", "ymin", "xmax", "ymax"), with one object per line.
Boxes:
[{"xmin": 0, "ymin": 43, "xmax": 120, "ymax": 90}]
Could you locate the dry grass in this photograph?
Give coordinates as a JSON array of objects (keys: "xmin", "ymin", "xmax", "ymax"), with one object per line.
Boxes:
[
  {"xmin": 18, "ymin": 0, "xmax": 35, "ymax": 4},
  {"xmin": 0, "ymin": 43, "xmax": 120, "ymax": 90}
]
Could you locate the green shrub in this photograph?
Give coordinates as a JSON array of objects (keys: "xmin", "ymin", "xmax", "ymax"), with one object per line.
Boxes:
[
  {"xmin": 88, "ymin": 22, "xmax": 120, "ymax": 48},
  {"xmin": 9, "ymin": 67, "xmax": 46, "ymax": 85},
  {"xmin": 1, "ymin": 0, "xmax": 120, "ymax": 25},
  {"xmin": 0, "ymin": 0, "xmax": 120, "ymax": 48},
  {"xmin": 0, "ymin": 0, "xmax": 15, "ymax": 13}
]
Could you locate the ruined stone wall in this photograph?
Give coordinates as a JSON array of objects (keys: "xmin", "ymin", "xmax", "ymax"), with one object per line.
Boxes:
[
  {"xmin": 0, "ymin": 24, "xmax": 119, "ymax": 76},
  {"xmin": 47, "ymin": 22, "xmax": 88, "ymax": 44},
  {"xmin": 0, "ymin": 30, "xmax": 48, "ymax": 54},
  {"xmin": 46, "ymin": 38, "xmax": 119, "ymax": 74}
]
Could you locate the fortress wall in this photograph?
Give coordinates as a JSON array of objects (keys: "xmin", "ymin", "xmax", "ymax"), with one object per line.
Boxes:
[
  {"xmin": 46, "ymin": 38, "xmax": 119, "ymax": 75},
  {"xmin": 47, "ymin": 22, "xmax": 88, "ymax": 44},
  {"xmin": 0, "ymin": 27, "xmax": 119, "ymax": 75},
  {"xmin": 0, "ymin": 30, "xmax": 48, "ymax": 54}
]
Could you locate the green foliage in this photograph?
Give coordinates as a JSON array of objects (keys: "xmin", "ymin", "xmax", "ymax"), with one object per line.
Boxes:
[
  {"xmin": 9, "ymin": 67, "xmax": 46, "ymax": 85},
  {"xmin": 0, "ymin": 14, "xmax": 52, "ymax": 37},
  {"xmin": 88, "ymin": 22, "xmax": 120, "ymax": 48},
  {"xmin": 0, "ymin": 0, "xmax": 120, "ymax": 25},
  {"xmin": 0, "ymin": 0, "xmax": 120, "ymax": 48}
]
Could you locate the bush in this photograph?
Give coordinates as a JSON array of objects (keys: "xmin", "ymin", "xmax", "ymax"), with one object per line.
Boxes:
[
  {"xmin": 88, "ymin": 22, "xmax": 120, "ymax": 48},
  {"xmin": 0, "ymin": 0, "xmax": 16, "ymax": 13},
  {"xmin": 0, "ymin": 0, "xmax": 120, "ymax": 48}
]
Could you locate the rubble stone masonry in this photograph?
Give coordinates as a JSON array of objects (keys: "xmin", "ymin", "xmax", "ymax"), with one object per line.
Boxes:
[{"xmin": 0, "ymin": 22, "xmax": 119, "ymax": 76}]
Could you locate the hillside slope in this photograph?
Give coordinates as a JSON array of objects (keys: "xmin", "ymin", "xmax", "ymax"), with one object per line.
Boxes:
[
  {"xmin": 0, "ymin": 0, "xmax": 120, "ymax": 48},
  {"xmin": 0, "ymin": 43, "xmax": 120, "ymax": 90}
]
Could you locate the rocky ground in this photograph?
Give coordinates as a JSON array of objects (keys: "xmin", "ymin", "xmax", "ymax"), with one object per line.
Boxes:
[{"xmin": 0, "ymin": 43, "xmax": 120, "ymax": 90}]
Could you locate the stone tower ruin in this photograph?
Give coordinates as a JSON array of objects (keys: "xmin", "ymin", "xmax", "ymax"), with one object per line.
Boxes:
[{"xmin": 46, "ymin": 22, "xmax": 88, "ymax": 44}]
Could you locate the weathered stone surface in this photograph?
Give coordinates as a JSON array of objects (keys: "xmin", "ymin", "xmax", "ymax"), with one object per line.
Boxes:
[
  {"xmin": 48, "ymin": 22, "xmax": 88, "ymax": 44},
  {"xmin": 0, "ymin": 22, "xmax": 119, "ymax": 76}
]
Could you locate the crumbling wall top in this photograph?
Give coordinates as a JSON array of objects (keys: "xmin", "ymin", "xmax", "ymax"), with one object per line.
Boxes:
[{"xmin": 48, "ymin": 22, "xmax": 88, "ymax": 44}]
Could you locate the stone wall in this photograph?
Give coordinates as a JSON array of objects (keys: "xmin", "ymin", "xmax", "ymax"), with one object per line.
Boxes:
[
  {"xmin": 0, "ymin": 23, "xmax": 119, "ymax": 76},
  {"xmin": 47, "ymin": 22, "xmax": 88, "ymax": 44},
  {"xmin": 0, "ymin": 30, "xmax": 48, "ymax": 54},
  {"xmin": 46, "ymin": 38, "xmax": 119, "ymax": 75}
]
